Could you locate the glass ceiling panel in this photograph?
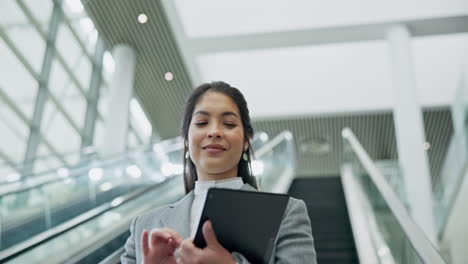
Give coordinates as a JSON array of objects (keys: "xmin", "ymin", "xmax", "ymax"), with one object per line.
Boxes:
[
  {"xmin": 196, "ymin": 40, "xmax": 392, "ymax": 118},
  {"xmin": 22, "ymin": 0, "xmax": 53, "ymax": 32},
  {"xmin": 41, "ymin": 100, "xmax": 81, "ymax": 154},
  {"xmin": 55, "ymin": 21, "xmax": 84, "ymax": 75},
  {"xmin": 0, "ymin": 0, "xmax": 29, "ymax": 28},
  {"xmin": 5, "ymin": 23, "xmax": 46, "ymax": 74},
  {"xmin": 171, "ymin": 0, "xmax": 468, "ymax": 38},
  {"xmin": 0, "ymin": 38, "xmax": 38, "ymax": 120}
]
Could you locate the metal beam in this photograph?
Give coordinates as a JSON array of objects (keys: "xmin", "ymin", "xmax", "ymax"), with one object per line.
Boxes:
[
  {"xmin": 22, "ymin": 2, "xmax": 62, "ymax": 176},
  {"xmin": 16, "ymin": 0, "xmax": 99, "ymax": 107},
  {"xmin": 189, "ymin": 15, "xmax": 468, "ymax": 54},
  {"xmin": 81, "ymin": 38, "xmax": 105, "ymax": 149}
]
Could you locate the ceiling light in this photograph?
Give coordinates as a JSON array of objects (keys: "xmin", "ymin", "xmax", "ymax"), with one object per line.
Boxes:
[
  {"xmin": 165, "ymin": 72, "xmax": 174, "ymax": 81},
  {"xmin": 423, "ymin": 141, "xmax": 431, "ymax": 150},
  {"xmin": 138, "ymin": 13, "xmax": 148, "ymax": 24}
]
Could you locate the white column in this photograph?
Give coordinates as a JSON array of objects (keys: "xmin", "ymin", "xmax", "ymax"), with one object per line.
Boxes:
[
  {"xmin": 100, "ymin": 44, "xmax": 136, "ymax": 157},
  {"xmin": 386, "ymin": 24, "xmax": 437, "ymax": 243}
]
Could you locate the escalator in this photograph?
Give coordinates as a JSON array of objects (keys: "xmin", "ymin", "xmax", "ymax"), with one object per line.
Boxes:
[
  {"xmin": 1, "ymin": 129, "xmax": 450, "ymax": 263},
  {"xmin": 289, "ymin": 177, "xmax": 358, "ymax": 263}
]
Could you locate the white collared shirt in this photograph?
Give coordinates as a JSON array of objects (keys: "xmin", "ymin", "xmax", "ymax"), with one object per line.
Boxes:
[{"xmin": 189, "ymin": 177, "xmax": 244, "ymax": 238}]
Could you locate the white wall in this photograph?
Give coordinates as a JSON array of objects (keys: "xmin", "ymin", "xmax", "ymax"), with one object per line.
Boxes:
[{"xmin": 174, "ymin": 0, "xmax": 468, "ymax": 38}]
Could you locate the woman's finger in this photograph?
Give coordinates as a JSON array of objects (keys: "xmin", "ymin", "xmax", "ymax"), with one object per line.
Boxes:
[
  {"xmin": 142, "ymin": 230, "xmax": 149, "ymax": 256},
  {"xmin": 150, "ymin": 229, "xmax": 171, "ymax": 247},
  {"xmin": 163, "ymin": 228, "xmax": 183, "ymax": 244}
]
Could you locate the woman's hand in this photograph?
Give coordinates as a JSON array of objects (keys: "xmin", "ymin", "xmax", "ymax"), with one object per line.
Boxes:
[
  {"xmin": 176, "ymin": 221, "xmax": 236, "ymax": 264},
  {"xmin": 142, "ymin": 228, "xmax": 183, "ymax": 264}
]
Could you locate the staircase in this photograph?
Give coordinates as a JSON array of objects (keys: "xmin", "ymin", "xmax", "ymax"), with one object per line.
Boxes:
[{"xmin": 288, "ymin": 177, "xmax": 359, "ymax": 264}]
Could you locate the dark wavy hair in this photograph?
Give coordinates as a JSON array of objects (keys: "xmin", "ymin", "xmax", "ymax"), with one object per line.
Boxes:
[{"xmin": 181, "ymin": 81, "xmax": 258, "ymax": 193}]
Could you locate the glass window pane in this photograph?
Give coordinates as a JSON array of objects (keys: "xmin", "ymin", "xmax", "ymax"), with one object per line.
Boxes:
[
  {"xmin": 49, "ymin": 59, "xmax": 87, "ymax": 129},
  {"xmin": 41, "ymin": 100, "xmax": 81, "ymax": 154},
  {"xmin": 33, "ymin": 143, "xmax": 64, "ymax": 173},
  {"xmin": 0, "ymin": 101, "xmax": 29, "ymax": 138},
  {"xmin": 0, "ymin": 165, "xmax": 18, "ymax": 182},
  {"xmin": 0, "ymin": 104, "xmax": 27, "ymax": 163},
  {"xmin": 75, "ymin": 57, "xmax": 92, "ymax": 89},
  {"xmin": 55, "ymin": 22, "xmax": 82, "ymax": 73},
  {"xmin": 0, "ymin": 1, "xmax": 29, "ymax": 26},
  {"xmin": 49, "ymin": 57, "xmax": 71, "ymax": 96},
  {"xmin": 93, "ymin": 120, "xmax": 105, "ymax": 149},
  {"xmin": 0, "ymin": 39, "xmax": 38, "ymax": 119},
  {"xmin": 22, "ymin": 0, "xmax": 53, "ymax": 33},
  {"xmin": 63, "ymin": 85, "xmax": 87, "ymax": 129},
  {"xmin": 5, "ymin": 24, "xmax": 46, "ymax": 74},
  {"xmin": 70, "ymin": 17, "xmax": 98, "ymax": 55}
]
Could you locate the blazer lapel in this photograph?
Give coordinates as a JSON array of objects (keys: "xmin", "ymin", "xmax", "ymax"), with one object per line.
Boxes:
[{"xmin": 161, "ymin": 191, "xmax": 194, "ymax": 239}]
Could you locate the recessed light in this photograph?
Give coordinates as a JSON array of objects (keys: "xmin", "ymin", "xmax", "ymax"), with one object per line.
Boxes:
[
  {"xmin": 165, "ymin": 72, "xmax": 174, "ymax": 81},
  {"xmin": 138, "ymin": 13, "xmax": 148, "ymax": 24},
  {"xmin": 423, "ymin": 141, "xmax": 431, "ymax": 150}
]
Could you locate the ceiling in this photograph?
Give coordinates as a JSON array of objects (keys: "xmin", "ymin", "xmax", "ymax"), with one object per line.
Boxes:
[{"xmin": 83, "ymin": 0, "xmax": 454, "ymax": 182}]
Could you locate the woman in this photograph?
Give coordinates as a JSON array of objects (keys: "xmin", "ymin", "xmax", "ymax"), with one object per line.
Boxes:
[{"xmin": 121, "ymin": 81, "xmax": 317, "ymax": 264}]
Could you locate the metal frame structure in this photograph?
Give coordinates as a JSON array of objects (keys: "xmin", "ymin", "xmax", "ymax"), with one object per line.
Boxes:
[{"xmin": 0, "ymin": 0, "xmax": 145, "ymax": 177}]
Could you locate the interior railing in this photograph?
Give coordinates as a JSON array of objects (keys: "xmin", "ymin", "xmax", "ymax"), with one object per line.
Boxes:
[
  {"xmin": 342, "ymin": 128, "xmax": 446, "ymax": 264},
  {"xmin": 434, "ymin": 72, "xmax": 468, "ymax": 235}
]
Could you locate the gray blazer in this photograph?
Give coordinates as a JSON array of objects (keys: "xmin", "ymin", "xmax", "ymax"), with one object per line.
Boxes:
[{"xmin": 121, "ymin": 184, "xmax": 317, "ymax": 264}]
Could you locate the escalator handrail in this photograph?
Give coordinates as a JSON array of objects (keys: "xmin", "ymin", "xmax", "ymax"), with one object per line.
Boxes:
[
  {"xmin": 0, "ymin": 176, "xmax": 179, "ymax": 262},
  {"xmin": 1, "ymin": 133, "xmax": 267, "ymax": 197},
  {"xmin": 0, "ymin": 155, "xmax": 130, "ymax": 197},
  {"xmin": 342, "ymin": 127, "xmax": 446, "ymax": 264}
]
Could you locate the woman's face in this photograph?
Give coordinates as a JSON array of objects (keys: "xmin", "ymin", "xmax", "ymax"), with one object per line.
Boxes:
[{"xmin": 188, "ymin": 91, "xmax": 246, "ymax": 177}]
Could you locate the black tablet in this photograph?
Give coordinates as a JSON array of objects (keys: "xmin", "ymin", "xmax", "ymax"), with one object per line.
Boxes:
[{"xmin": 193, "ymin": 188, "xmax": 289, "ymax": 264}]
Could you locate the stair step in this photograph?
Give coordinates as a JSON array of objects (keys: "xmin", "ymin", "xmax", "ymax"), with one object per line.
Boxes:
[{"xmin": 288, "ymin": 177, "xmax": 359, "ymax": 263}]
